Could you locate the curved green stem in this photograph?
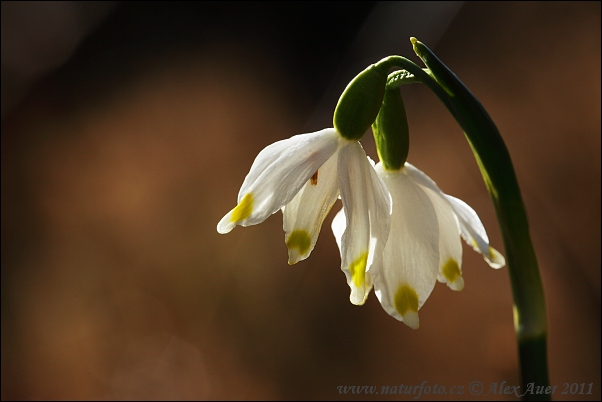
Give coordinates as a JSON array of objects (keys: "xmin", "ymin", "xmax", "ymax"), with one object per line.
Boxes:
[
  {"xmin": 372, "ymin": 42, "xmax": 550, "ymax": 400},
  {"xmin": 411, "ymin": 39, "xmax": 549, "ymax": 400}
]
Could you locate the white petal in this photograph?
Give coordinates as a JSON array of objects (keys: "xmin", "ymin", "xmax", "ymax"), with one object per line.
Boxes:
[
  {"xmin": 487, "ymin": 246, "xmax": 506, "ymax": 268},
  {"xmin": 364, "ymin": 155, "xmax": 393, "ymax": 272},
  {"xmin": 337, "ymin": 142, "xmax": 391, "ymax": 305},
  {"xmin": 420, "ymin": 187, "xmax": 464, "ymax": 291},
  {"xmin": 402, "ymin": 162, "xmax": 445, "ymax": 194},
  {"xmin": 444, "ymin": 195, "xmax": 505, "ymax": 269},
  {"xmin": 331, "ymin": 207, "xmax": 346, "ymax": 252},
  {"xmin": 282, "ymin": 150, "xmax": 340, "ymax": 264},
  {"xmin": 404, "ymin": 162, "xmax": 505, "ymax": 269},
  {"xmin": 372, "ymin": 164, "xmax": 440, "ymax": 329},
  {"xmin": 217, "ymin": 128, "xmax": 340, "ymax": 234}
]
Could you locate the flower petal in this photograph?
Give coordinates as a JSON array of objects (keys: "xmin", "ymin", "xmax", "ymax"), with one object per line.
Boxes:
[
  {"xmin": 444, "ymin": 195, "xmax": 505, "ymax": 269},
  {"xmin": 282, "ymin": 150, "xmax": 339, "ymax": 264},
  {"xmin": 337, "ymin": 142, "xmax": 391, "ymax": 305},
  {"xmin": 364, "ymin": 156, "xmax": 393, "ymax": 272},
  {"xmin": 331, "ymin": 207, "xmax": 345, "ymax": 252},
  {"xmin": 372, "ymin": 164, "xmax": 440, "ymax": 329},
  {"xmin": 420, "ymin": 187, "xmax": 464, "ymax": 291},
  {"xmin": 403, "ymin": 162, "xmax": 505, "ymax": 269},
  {"xmin": 217, "ymin": 128, "xmax": 339, "ymax": 234}
]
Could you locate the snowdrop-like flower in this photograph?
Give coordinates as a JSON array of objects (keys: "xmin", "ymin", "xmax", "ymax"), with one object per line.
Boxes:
[
  {"xmin": 217, "ymin": 128, "xmax": 392, "ymax": 304},
  {"xmin": 332, "ymin": 161, "xmax": 505, "ymax": 329}
]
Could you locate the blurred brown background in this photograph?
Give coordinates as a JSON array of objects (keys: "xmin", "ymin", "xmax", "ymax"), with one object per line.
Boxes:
[{"xmin": 1, "ymin": 1, "xmax": 600, "ymax": 400}]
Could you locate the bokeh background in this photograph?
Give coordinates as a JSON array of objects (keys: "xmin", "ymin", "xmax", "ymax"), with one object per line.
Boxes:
[{"xmin": 1, "ymin": 1, "xmax": 600, "ymax": 400}]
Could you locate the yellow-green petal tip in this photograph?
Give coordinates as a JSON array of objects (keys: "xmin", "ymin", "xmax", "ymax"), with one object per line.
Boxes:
[{"xmin": 231, "ymin": 193, "xmax": 254, "ymax": 223}]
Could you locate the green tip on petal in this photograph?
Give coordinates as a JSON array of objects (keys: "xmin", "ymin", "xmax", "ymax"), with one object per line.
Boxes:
[
  {"xmin": 349, "ymin": 252, "xmax": 368, "ymax": 288},
  {"xmin": 442, "ymin": 258, "xmax": 464, "ymax": 291},
  {"xmin": 486, "ymin": 246, "xmax": 506, "ymax": 269},
  {"xmin": 394, "ymin": 284, "xmax": 420, "ymax": 329},
  {"xmin": 231, "ymin": 193, "xmax": 254, "ymax": 223},
  {"xmin": 286, "ymin": 230, "xmax": 312, "ymax": 265},
  {"xmin": 217, "ymin": 192, "xmax": 255, "ymax": 234}
]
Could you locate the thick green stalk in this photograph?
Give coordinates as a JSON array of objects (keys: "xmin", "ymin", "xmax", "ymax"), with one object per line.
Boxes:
[{"xmin": 407, "ymin": 38, "xmax": 550, "ymax": 400}]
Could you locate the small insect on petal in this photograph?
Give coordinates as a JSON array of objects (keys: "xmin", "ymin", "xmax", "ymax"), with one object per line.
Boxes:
[{"xmin": 310, "ymin": 170, "xmax": 319, "ymax": 185}]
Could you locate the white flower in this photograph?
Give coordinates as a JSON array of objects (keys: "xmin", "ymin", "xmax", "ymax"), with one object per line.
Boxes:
[
  {"xmin": 332, "ymin": 161, "xmax": 505, "ymax": 329},
  {"xmin": 217, "ymin": 128, "xmax": 392, "ymax": 304}
]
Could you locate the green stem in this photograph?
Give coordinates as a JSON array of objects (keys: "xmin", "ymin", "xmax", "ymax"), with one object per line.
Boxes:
[
  {"xmin": 411, "ymin": 39, "xmax": 549, "ymax": 400},
  {"xmin": 373, "ymin": 42, "xmax": 550, "ymax": 400}
]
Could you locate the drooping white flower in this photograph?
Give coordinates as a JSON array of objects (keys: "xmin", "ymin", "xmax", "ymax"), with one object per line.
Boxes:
[
  {"xmin": 217, "ymin": 128, "xmax": 391, "ymax": 303},
  {"xmin": 332, "ymin": 149, "xmax": 392, "ymax": 305},
  {"xmin": 332, "ymin": 161, "xmax": 505, "ymax": 329}
]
